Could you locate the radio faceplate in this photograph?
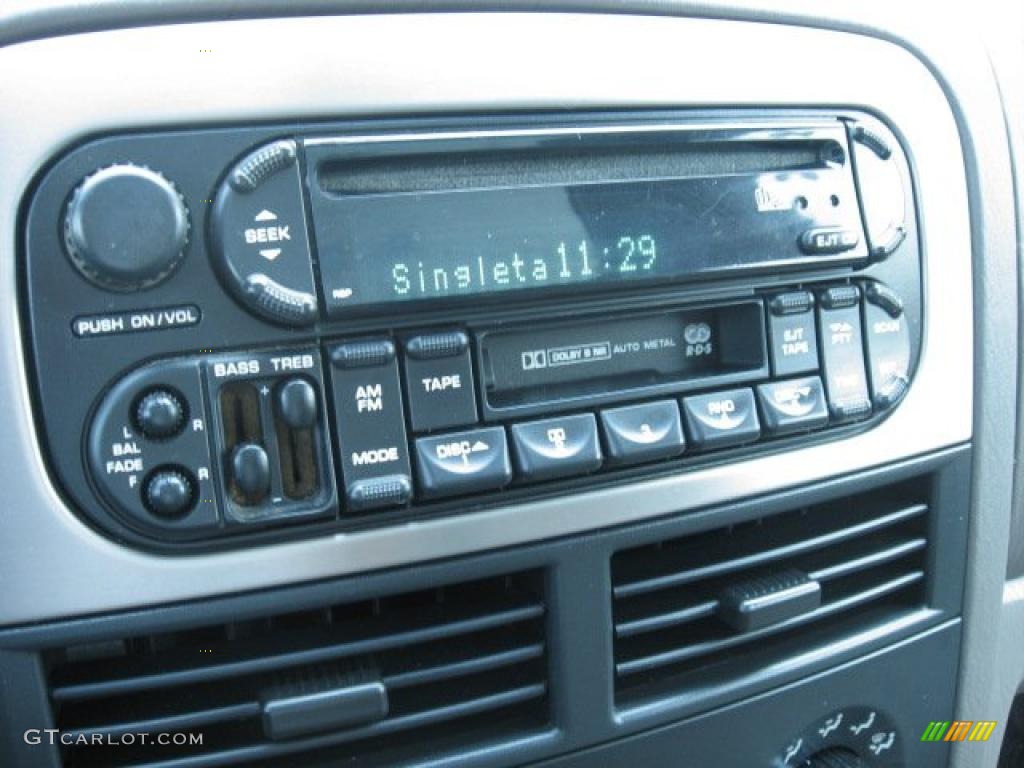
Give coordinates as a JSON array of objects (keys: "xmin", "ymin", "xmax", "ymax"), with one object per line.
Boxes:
[{"xmin": 20, "ymin": 110, "xmax": 921, "ymax": 549}]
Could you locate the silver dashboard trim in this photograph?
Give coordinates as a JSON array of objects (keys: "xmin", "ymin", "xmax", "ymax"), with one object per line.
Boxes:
[{"xmin": 0, "ymin": 12, "xmax": 972, "ymax": 625}]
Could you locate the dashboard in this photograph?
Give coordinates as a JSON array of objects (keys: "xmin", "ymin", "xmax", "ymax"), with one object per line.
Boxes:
[{"xmin": 0, "ymin": 4, "xmax": 1020, "ymax": 768}]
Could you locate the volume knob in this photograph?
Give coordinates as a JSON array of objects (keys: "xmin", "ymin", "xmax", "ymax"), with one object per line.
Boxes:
[{"xmin": 64, "ymin": 164, "xmax": 189, "ymax": 290}]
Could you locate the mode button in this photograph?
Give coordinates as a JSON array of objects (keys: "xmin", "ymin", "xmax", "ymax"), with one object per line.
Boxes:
[{"xmin": 327, "ymin": 340, "xmax": 413, "ymax": 512}]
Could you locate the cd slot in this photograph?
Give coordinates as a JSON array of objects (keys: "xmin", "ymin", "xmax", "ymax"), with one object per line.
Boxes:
[
  {"xmin": 477, "ymin": 301, "xmax": 767, "ymax": 419},
  {"xmin": 317, "ymin": 140, "xmax": 832, "ymax": 196}
]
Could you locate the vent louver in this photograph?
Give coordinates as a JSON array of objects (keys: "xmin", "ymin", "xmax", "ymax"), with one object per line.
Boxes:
[
  {"xmin": 45, "ymin": 571, "xmax": 549, "ymax": 767},
  {"xmin": 611, "ymin": 479, "xmax": 931, "ymax": 707}
]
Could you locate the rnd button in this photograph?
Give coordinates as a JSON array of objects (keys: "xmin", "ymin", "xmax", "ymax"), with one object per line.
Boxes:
[
  {"xmin": 402, "ymin": 331, "xmax": 478, "ymax": 432},
  {"xmin": 327, "ymin": 339, "xmax": 412, "ymax": 511}
]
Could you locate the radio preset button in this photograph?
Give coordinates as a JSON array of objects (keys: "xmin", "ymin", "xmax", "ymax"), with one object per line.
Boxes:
[
  {"xmin": 863, "ymin": 284, "xmax": 911, "ymax": 408},
  {"xmin": 818, "ymin": 288, "xmax": 872, "ymax": 422},
  {"xmin": 600, "ymin": 400, "xmax": 685, "ymax": 465},
  {"xmin": 328, "ymin": 340, "xmax": 412, "ymax": 512},
  {"xmin": 682, "ymin": 388, "xmax": 761, "ymax": 450},
  {"xmin": 414, "ymin": 427, "xmax": 512, "ymax": 498},
  {"xmin": 403, "ymin": 331, "xmax": 478, "ymax": 432},
  {"xmin": 510, "ymin": 414, "xmax": 602, "ymax": 481},
  {"xmin": 756, "ymin": 377, "xmax": 829, "ymax": 435},
  {"xmin": 768, "ymin": 292, "xmax": 819, "ymax": 377}
]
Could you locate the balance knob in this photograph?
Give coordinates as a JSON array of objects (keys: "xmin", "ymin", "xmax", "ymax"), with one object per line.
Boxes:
[
  {"xmin": 144, "ymin": 469, "xmax": 195, "ymax": 518},
  {"xmin": 64, "ymin": 164, "xmax": 189, "ymax": 290},
  {"xmin": 135, "ymin": 389, "xmax": 186, "ymax": 439}
]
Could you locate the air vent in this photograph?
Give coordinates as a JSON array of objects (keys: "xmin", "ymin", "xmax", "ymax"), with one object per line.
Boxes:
[
  {"xmin": 611, "ymin": 478, "xmax": 931, "ymax": 707},
  {"xmin": 45, "ymin": 571, "xmax": 549, "ymax": 767}
]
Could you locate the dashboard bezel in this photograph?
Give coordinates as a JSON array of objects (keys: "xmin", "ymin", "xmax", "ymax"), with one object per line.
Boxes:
[{"xmin": 0, "ymin": 12, "xmax": 972, "ymax": 625}]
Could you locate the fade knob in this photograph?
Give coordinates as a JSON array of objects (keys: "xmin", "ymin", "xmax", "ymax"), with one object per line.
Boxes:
[
  {"xmin": 64, "ymin": 164, "xmax": 189, "ymax": 290},
  {"xmin": 144, "ymin": 468, "xmax": 195, "ymax": 518}
]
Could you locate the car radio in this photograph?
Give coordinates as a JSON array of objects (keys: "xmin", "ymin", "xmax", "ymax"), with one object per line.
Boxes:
[{"xmin": 20, "ymin": 110, "xmax": 920, "ymax": 548}]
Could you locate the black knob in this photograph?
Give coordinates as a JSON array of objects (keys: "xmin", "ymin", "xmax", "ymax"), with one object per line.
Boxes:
[
  {"xmin": 802, "ymin": 748, "xmax": 865, "ymax": 768},
  {"xmin": 144, "ymin": 468, "xmax": 195, "ymax": 518},
  {"xmin": 231, "ymin": 443, "xmax": 271, "ymax": 504},
  {"xmin": 135, "ymin": 389, "xmax": 186, "ymax": 439},
  {"xmin": 277, "ymin": 378, "xmax": 317, "ymax": 430},
  {"xmin": 64, "ymin": 164, "xmax": 189, "ymax": 290}
]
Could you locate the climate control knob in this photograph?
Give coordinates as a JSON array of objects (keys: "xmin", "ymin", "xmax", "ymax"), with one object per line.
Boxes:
[{"xmin": 64, "ymin": 164, "xmax": 189, "ymax": 290}]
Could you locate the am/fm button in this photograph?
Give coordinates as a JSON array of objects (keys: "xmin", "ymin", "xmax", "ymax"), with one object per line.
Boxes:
[{"xmin": 327, "ymin": 339, "xmax": 413, "ymax": 512}]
